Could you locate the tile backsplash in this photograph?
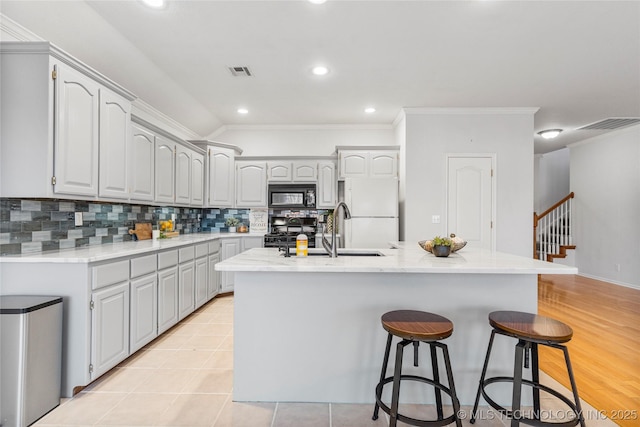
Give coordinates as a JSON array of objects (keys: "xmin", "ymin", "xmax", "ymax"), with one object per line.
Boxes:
[{"xmin": 0, "ymin": 198, "xmax": 249, "ymax": 256}]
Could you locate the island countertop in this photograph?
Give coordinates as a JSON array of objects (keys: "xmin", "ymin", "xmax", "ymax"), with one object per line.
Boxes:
[{"xmin": 215, "ymin": 242, "xmax": 578, "ymax": 274}]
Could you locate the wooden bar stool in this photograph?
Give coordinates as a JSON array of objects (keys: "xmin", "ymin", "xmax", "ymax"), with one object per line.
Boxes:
[
  {"xmin": 471, "ymin": 311, "xmax": 586, "ymax": 427},
  {"xmin": 372, "ymin": 310, "xmax": 462, "ymax": 427}
]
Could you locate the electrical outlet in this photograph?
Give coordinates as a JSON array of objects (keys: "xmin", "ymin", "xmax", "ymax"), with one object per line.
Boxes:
[
  {"xmin": 74, "ymin": 212, "xmax": 83, "ymax": 226},
  {"xmin": 615, "ymin": 264, "xmax": 621, "ymax": 272},
  {"xmin": 432, "ymin": 215, "xmax": 440, "ymax": 224}
]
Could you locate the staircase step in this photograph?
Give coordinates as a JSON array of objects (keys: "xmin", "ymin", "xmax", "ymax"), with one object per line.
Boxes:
[{"xmin": 545, "ymin": 245, "xmax": 576, "ymax": 262}]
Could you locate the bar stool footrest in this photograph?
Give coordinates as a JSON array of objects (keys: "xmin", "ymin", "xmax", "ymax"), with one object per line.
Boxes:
[
  {"xmin": 479, "ymin": 376, "xmax": 582, "ymax": 427},
  {"xmin": 375, "ymin": 374, "xmax": 457, "ymax": 427}
]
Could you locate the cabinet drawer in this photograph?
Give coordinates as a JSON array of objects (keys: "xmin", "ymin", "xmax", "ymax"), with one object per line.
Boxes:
[
  {"xmin": 158, "ymin": 250, "xmax": 178, "ymax": 270},
  {"xmin": 130, "ymin": 254, "xmax": 157, "ymax": 278},
  {"xmin": 195, "ymin": 243, "xmax": 208, "ymax": 258},
  {"xmin": 179, "ymin": 246, "xmax": 195, "ymax": 263},
  {"xmin": 92, "ymin": 260, "xmax": 129, "ymax": 290},
  {"xmin": 208, "ymin": 240, "xmax": 221, "ymax": 254}
]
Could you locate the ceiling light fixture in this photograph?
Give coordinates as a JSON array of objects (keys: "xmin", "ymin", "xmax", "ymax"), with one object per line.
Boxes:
[
  {"xmin": 537, "ymin": 129, "xmax": 563, "ymax": 139},
  {"xmin": 141, "ymin": 0, "xmax": 165, "ymax": 9},
  {"xmin": 312, "ymin": 66, "xmax": 329, "ymax": 76},
  {"xmin": 365, "ymin": 107, "xmax": 376, "ymax": 114},
  {"xmin": 237, "ymin": 108, "xmax": 249, "ymax": 115},
  {"xmin": 309, "ymin": 0, "xmax": 327, "ymax": 4}
]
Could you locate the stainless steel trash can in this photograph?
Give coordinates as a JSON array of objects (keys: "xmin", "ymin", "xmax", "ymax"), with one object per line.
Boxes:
[{"xmin": 1, "ymin": 295, "xmax": 63, "ymax": 427}]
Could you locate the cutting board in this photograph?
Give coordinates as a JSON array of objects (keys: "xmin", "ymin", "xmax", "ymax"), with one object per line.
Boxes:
[{"xmin": 134, "ymin": 223, "xmax": 152, "ymax": 240}]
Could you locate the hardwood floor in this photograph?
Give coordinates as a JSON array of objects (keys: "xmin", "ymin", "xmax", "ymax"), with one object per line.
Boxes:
[{"xmin": 538, "ymin": 274, "xmax": 640, "ymax": 427}]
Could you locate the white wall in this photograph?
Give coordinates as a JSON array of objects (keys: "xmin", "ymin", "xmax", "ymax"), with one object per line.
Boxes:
[
  {"xmin": 534, "ymin": 148, "xmax": 570, "ymax": 213},
  {"xmin": 569, "ymin": 125, "xmax": 640, "ymax": 289},
  {"xmin": 208, "ymin": 125, "xmax": 395, "ymax": 157},
  {"xmin": 395, "ymin": 113, "xmax": 407, "ymax": 240},
  {"xmin": 402, "ymin": 108, "xmax": 536, "ymax": 257}
]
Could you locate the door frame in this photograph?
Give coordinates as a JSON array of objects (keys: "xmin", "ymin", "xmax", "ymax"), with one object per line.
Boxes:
[{"xmin": 445, "ymin": 153, "xmax": 497, "ymax": 251}]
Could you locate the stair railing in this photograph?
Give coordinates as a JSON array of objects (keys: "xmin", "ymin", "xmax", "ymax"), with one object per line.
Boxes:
[{"xmin": 533, "ymin": 192, "xmax": 574, "ymax": 260}]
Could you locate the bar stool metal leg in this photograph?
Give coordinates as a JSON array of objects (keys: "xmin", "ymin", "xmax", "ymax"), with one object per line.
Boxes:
[
  {"xmin": 511, "ymin": 340, "xmax": 526, "ymax": 427},
  {"xmin": 430, "ymin": 343, "xmax": 444, "ymax": 420},
  {"xmin": 373, "ymin": 333, "xmax": 393, "ymax": 421},
  {"xmin": 389, "ymin": 339, "xmax": 406, "ymax": 427},
  {"xmin": 531, "ymin": 342, "xmax": 541, "ymax": 421},
  {"xmin": 439, "ymin": 342, "xmax": 463, "ymax": 427},
  {"xmin": 471, "ymin": 330, "xmax": 497, "ymax": 424},
  {"xmin": 562, "ymin": 346, "xmax": 586, "ymax": 427}
]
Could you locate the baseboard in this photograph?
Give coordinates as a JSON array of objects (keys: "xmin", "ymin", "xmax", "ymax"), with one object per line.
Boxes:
[{"xmin": 578, "ymin": 272, "xmax": 639, "ymax": 291}]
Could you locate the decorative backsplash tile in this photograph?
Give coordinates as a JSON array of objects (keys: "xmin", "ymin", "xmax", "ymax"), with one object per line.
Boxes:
[{"xmin": 0, "ymin": 198, "xmax": 331, "ymax": 255}]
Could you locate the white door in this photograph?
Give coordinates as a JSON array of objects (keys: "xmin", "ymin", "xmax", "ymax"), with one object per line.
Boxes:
[
  {"xmin": 155, "ymin": 137, "xmax": 175, "ymax": 204},
  {"xmin": 98, "ymin": 89, "xmax": 131, "ymax": 199},
  {"xmin": 157, "ymin": 266, "xmax": 179, "ymax": 334},
  {"xmin": 129, "ymin": 124, "xmax": 155, "ymax": 201},
  {"xmin": 130, "ymin": 273, "xmax": 158, "ymax": 353},
  {"xmin": 175, "ymin": 145, "xmax": 191, "ymax": 205},
  {"xmin": 447, "ymin": 156, "xmax": 494, "ymax": 250},
  {"xmin": 208, "ymin": 147, "xmax": 235, "ymax": 207},
  {"xmin": 191, "ymin": 152, "xmax": 205, "ymax": 206}
]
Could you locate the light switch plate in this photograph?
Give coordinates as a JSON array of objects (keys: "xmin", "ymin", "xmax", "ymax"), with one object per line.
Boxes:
[
  {"xmin": 432, "ymin": 215, "xmax": 440, "ymax": 224},
  {"xmin": 75, "ymin": 212, "xmax": 83, "ymax": 226}
]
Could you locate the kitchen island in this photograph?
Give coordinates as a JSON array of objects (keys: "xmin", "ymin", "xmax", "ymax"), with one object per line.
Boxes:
[{"xmin": 216, "ymin": 243, "xmax": 577, "ymax": 405}]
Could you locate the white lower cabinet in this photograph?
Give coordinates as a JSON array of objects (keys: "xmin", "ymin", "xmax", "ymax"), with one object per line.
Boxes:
[
  {"xmin": 130, "ymin": 273, "xmax": 157, "ymax": 353},
  {"xmin": 178, "ymin": 246, "xmax": 196, "ymax": 320},
  {"xmin": 157, "ymin": 250, "xmax": 179, "ymax": 334},
  {"xmin": 194, "ymin": 243, "xmax": 209, "ymax": 309},
  {"xmin": 90, "ymin": 282, "xmax": 130, "ymax": 380},
  {"xmin": 221, "ymin": 238, "xmax": 241, "ymax": 293},
  {"xmin": 207, "ymin": 240, "xmax": 221, "ymax": 299}
]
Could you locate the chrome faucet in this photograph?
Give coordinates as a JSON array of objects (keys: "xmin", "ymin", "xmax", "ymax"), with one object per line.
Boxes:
[{"xmin": 322, "ymin": 201, "xmax": 351, "ymax": 258}]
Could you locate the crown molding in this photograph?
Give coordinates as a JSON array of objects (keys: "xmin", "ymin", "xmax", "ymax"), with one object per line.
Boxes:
[
  {"xmin": 217, "ymin": 123, "xmax": 394, "ymax": 132},
  {"xmin": 132, "ymin": 99, "xmax": 202, "ymax": 141},
  {"xmin": 0, "ymin": 14, "xmax": 43, "ymax": 41},
  {"xmin": 402, "ymin": 107, "xmax": 540, "ymax": 116}
]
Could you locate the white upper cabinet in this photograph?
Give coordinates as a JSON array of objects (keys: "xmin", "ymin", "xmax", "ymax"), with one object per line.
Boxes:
[
  {"xmin": 99, "ymin": 89, "xmax": 131, "ymax": 199},
  {"xmin": 338, "ymin": 149, "xmax": 399, "ymax": 179},
  {"xmin": 236, "ymin": 161, "xmax": 267, "ymax": 207},
  {"xmin": 0, "ymin": 42, "xmax": 136, "ymax": 200},
  {"xmin": 267, "ymin": 161, "xmax": 292, "ymax": 181},
  {"xmin": 292, "ymin": 161, "xmax": 318, "ymax": 181},
  {"xmin": 191, "ymin": 151, "xmax": 205, "ymax": 206},
  {"xmin": 317, "ymin": 161, "xmax": 337, "ymax": 208},
  {"xmin": 175, "ymin": 144, "xmax": 191, "ymax": 206},
  {"xmin": 154, "ymin": 136, "xmax": 175, "ymax": 204},
  {"xmin": 207, "ymin": 146, "xmax": 235, "ymax": 208},
  {"xmin": 129, "ymin": 124, "xmax": 155, "ymax": 202},
  {"xmin": 54, "ymin": 64, "xmax": 101, "ymax": 197}
]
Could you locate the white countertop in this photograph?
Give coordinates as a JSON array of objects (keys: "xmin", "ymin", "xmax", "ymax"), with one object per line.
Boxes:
[
  {"xmin": 216, "ymin": 242, "xmax": 578, "ymax": 274},
  {"xmin": 0, "ymin": 232, "xmax": 265, "ymax": 264}
]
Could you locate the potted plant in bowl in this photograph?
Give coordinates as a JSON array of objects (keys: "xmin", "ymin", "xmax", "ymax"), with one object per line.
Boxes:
[
  {"xmin": 431, "ymin": 236, "xmax": 453, "ymax": 257},
  {"xmin": 225, "ymin": 217, "xmax": 240, "ymax": 232}
]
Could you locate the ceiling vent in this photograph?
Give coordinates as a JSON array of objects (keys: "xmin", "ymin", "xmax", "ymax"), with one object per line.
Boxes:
[
  {"xmin": 576, "ymin": 117, "xmax": 640, "ymax": 131},
  {"xmin": 228, "ymin": 66, "xmax": 252, "ymax": 77}
]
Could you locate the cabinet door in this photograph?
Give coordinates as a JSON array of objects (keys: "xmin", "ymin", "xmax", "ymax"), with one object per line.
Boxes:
[
  {"xmin": 191, "ymin": 151, "xmax": 205, "ymax": 206},
  {"xmin": 317, "ymin": 161, "xmax": 337, "ymax": 208},
  {"xmin": 157, "ymin": 266, "xmax": 178, "ymax": 334},
  {"xmin": 130, "ymin": 124, "xmax": 155, "ymax": 201},
  {"xmin": 370, "ymin": 151, "xmax": 398, "ymax": 177},
  {"xmin": 207, "ymin": 253, "xmax": 221, "ymax": 300},
  {"xmin": 241, "ymin": 236, "xmax": 264, "ymax": 251},
  {"xmin": 220, "ymin": 238, "xmax": 241, "ymax": 293},
  {"xmin": 268, "ymin": 161, "xmax": 292, "ymax": 181},
  {"xmin": 98, "ymin": 89, "xmax": 131, "ymax": 199},
  {"xmin": 208, "ymin": 147, "xmax": 235, "ymax": 207},
  {"xmin": 339, "ymin": 151, "xmax": 368, "ymax": 179},
  {"xmin": 54, "ymin": 64, "xmax": 100, "ymax": 196},
  {"xmin": 292, "ymin": 161, "xmax": 317, "ymax": 181},
  {"xmin": 236, "ymin": 162, "xmax": 267, "ymax": 207},
  {"xmin": 175, "ymin": 145, "xmax": 191, "ymax": 205},
  {"xmin": 130, "ymin": 273, "xmax": 158, "ymax": 353},
  {"xmin": 178, "ymin": 261, "xmax": 195, "ymax": 320},
  {"xmin": 91, "ymin": 282, "xmax": 130, "ymax": 380},
  {"xmin": 155, "ymin": 137, "xmax": 175, "ymax": 204},
  {"xmin": 195, "ymin": 256, "xmax": 208, "ymax": 308}
]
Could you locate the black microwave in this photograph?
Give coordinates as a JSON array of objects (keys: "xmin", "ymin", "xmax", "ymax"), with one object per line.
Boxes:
[{"xmin": 268, "ymin": 184, "xmax": 316, "ymax": 209}]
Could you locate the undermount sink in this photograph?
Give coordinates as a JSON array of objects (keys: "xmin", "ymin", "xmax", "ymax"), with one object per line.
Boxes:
[{"xmin": 287, "ymin": 248, "xmax": 385, "ymax": 257}]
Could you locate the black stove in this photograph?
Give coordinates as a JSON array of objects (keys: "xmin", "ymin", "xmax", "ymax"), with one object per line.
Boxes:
[{"xmin": 263, "ymin": 217, "xmax": 317, "ymax": 248}]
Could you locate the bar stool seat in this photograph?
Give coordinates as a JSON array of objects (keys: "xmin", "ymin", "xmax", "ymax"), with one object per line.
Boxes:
[
  {"xmin": 471, "ymin": 311, "xmax": 586, "ymax": 427},
  {"xmin": 373, "ymin": 310, "xmax": 462, "ymax": 427}
]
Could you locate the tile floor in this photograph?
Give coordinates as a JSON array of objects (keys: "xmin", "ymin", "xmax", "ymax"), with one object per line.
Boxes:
[{"xmin": 34, "ymin": 295, "xmax": 617, "ymax": 427}]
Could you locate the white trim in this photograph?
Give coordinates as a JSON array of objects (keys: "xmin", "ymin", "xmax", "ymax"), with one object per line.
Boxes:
[
  {"xmin": 132, "ymin": 99, "xmax": 202, "ymax": 141},
  {"xmin": 217, "ymin": 123, "xmax": 394, "ymax": 131},
  {"xmin": 403, "ymin": 107, "xmax": 539, "ymax": 116},
  {"xmin": 445, "ymin": 153, "xmax": 497, "ymax": 252},
  {"xmin": 578, "ymin": 273, "xmax": 639, "ymax": 291},
  {"xmin": 392, "ymin": 109, "xmax": 406, "ymax": 127},
  {"xmin": 0, "ymin": 13, "xmax": 43, "ymax": 41}
]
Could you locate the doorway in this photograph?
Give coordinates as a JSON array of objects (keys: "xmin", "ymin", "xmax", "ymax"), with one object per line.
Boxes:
[{"xmin": 446, "ymin": 155, "xmax": 495, "ymax": 250}]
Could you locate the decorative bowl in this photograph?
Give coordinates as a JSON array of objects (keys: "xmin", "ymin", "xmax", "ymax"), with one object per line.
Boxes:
[{"xmin": 418, "ymin": 235, "xmax": 467, "ymax": 253}]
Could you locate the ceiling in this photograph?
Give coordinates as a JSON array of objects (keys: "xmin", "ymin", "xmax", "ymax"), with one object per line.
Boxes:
[{"xmin": 1, "ymin": 0, "xmax": 639, "ymax": 154}]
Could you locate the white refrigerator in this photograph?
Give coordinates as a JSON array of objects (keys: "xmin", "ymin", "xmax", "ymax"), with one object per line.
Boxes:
[{"xmin": 343, "ymin": 177, "xmax": 399, "ymax": 248}]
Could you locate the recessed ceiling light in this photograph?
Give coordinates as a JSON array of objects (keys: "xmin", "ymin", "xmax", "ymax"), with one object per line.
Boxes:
[
  {"xmin": 237, "ymin": 108, "xmax": 249, "ymax": 115},
  {"xmin": 312, "ymin": 66, "xmax": 329, "ymax": 76},
  {"xmin": 365, "ymin": 107, "xmax": 376, "ymax": 114},
  {"xmin": 537, "ymin": 129, "xmax": 563, "ymax": 139},
  {"xmin": 309, "ymin": 0, "xmax": 327, "ymax": 4},
  {"xmin": 141, "ymin": 0, "xmax": 165, "ymax": 9}
]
